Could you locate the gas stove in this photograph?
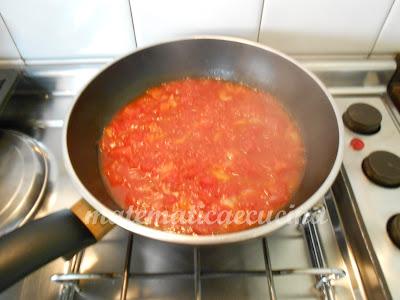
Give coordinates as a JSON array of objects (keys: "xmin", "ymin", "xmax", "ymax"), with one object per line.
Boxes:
[{"xmin": 0, "ymin": 59, "xmax": 399, "ymax": 300}]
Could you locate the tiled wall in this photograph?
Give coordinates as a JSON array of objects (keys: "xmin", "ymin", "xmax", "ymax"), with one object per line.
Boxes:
[
  {"xmin": 131, "ymin": 0, "xmax": 263, "ymax": 47},
  {"xmin": 1, "ymin": 0, "xmax": 399, "ymax": 62},
  {"xmin": 259, "ymin": 0, "xmax": 394, "ymax": 55},
  {"xmin": 0, "ymin": 0, "xmax": 135, "ymax": 60},
  {"xmin": 0, "ymin": 15, "xmax": 19, "ymax": 60},
  {"xmin": 374, "ymin": 0, "xmax": 400, "ymax": 53}
]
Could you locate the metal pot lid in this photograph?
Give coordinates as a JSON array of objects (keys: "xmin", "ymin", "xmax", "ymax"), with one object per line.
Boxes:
[{"xmin": 0, "ymin": 130, "xmax": 48, "ymax": 235}]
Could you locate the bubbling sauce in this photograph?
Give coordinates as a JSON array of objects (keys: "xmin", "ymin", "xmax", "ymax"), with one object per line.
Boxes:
[{"xmin": 100, "ymin": 78, "xmax": 305, "ymax": 234}]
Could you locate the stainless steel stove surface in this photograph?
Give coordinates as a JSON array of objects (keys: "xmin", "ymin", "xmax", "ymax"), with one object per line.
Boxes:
[
  {"xmin": 0, "ymin": 59, "xmax": 399, "ymax": 300},
  {"xmin": 335, "ymin": 96, "xmax": 400, "ymax": 299}
]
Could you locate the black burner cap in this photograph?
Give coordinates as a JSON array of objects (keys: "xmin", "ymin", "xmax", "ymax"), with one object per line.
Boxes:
[
  {"xmin": 362, "ymin": 151, "xmax": 400, "ymax": 187},
  {"xmin": 387, "ymin": 214, "xmax": 400, "ymax": 249},
  {"xmin": 342, "ymin": 103, "xmax": 382, "ymax": 134}
]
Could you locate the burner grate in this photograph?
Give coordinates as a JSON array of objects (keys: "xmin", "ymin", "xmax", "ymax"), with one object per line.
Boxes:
[{"xmin": 51, "ymin": 200, "xmax": 346, "ymax": 300}]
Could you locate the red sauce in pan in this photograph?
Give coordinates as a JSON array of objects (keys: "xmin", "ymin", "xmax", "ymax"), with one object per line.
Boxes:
[{"xmin": 99, "ymin": 78, "xmax": 305, "ymax": 234}]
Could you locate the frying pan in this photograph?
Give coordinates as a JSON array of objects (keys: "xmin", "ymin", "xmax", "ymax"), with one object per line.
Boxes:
[{"xmin": 0, "ymin": 37, "xmax": 343, "ymax": 291}]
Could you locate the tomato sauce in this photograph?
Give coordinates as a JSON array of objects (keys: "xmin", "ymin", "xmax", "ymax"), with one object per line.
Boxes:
[{"xmin": 99, "ymin": 78, "xmax": 305, "ymax": 234}]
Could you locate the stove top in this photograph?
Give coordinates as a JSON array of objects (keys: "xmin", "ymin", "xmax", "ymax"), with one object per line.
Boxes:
[
  {"xmin": 0, "ymin": 59, "xmax": 398, "ymax": 300},
  {"xmin": 334, "ymin": 95, "xmax": 400, "ymax": 299}
]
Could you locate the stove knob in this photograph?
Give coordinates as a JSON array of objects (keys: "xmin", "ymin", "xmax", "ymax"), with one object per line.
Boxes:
[
  {"xmin": 342, "ymin": 103, "xmax": 382, "ymax": 134},
  {"xmin": 387, "ymin": 214, "xmax": 400, "ymax": 249},
  {"xmin": 362, "ymin": 151, "xmax": 400, "ymax": 187}
]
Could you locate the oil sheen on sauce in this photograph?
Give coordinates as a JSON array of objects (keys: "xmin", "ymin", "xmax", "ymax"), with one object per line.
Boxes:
[{"xmin": 99, "ymin": 78, "xmax": 306, "ymax": 235}]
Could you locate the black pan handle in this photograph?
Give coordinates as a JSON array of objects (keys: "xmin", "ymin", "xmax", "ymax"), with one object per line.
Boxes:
[{"xmin": 0, "ymin": 209, "xmax": 96, "ymax": 292}]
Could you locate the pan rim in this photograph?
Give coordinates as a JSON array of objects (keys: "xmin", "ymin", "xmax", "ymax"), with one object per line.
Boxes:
[{"xmin": 62, "ymin": 35, "xmax": 344, "ymax": 245}]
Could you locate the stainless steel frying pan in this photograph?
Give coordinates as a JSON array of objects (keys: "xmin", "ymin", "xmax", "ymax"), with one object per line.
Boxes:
[{"xmin": 0, "ymin": 37, "xmax": 343, "ymax": 291}]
